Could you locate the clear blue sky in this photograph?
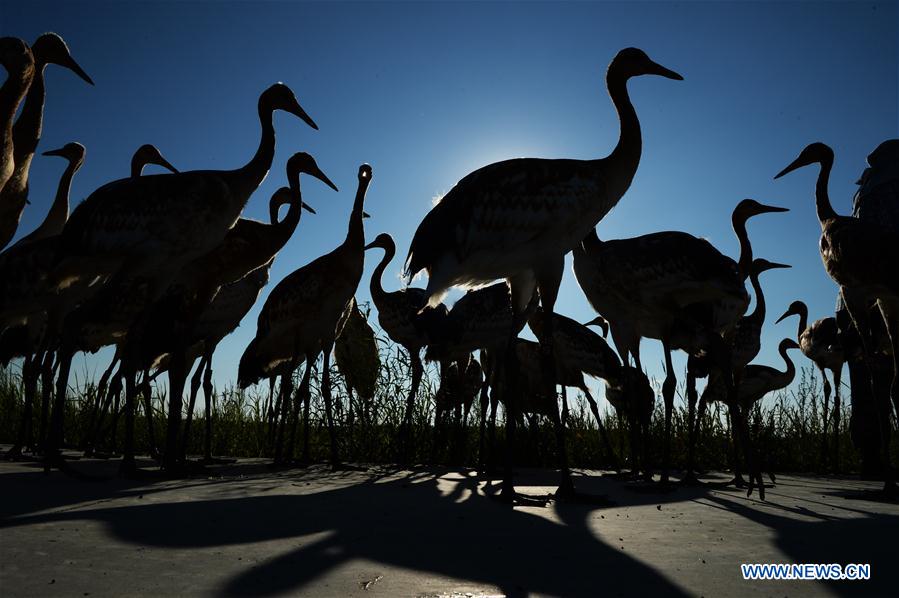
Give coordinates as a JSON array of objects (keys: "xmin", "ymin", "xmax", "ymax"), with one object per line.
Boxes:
[{"xmin": 4, "ymin": 1, "xmax": 897, "ymax": 407}]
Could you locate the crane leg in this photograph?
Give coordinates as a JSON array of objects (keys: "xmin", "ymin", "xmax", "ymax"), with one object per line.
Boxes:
[
  {"xmin": 141, "ymin": 369, "xmax": 159, "ymax": 460},
  {"xmin": 44, "ymin": 344, "xmax": 75, "ymax": 471},
  {"xmin": 820, "ymin": 366, "xmax": 831, "ymax": 471},
  {"xmin": 879, "ymin": 299, "xmax": 899, "ymax": 423},
  {"xmin": 6, "ymin": 354, "xmax": 38, "ymax": 460},
  {"xmin": 272, "ymin": 372, "xmax": 291, "ymax": 464},
  {"xmin": 535, "ymin": 263, "xmax": 574, "ymax": 500},
  {"xmin": 832, "ymin": 367, "xmax": 843, "ymax": 473},
  {"xmin": 660, "ymin": 342, "xmax": 676, "ymax": 485},
  {"xmin": 299, "ymin": 358, "xmax": 313, "ymax": 464},
  {"xmin": 83, "ymin": 354, "xmax": 119, "ymax": 455},
  {"xmin": 120, "ymin": 370, "xmax": 138, "ymax": 477},
  {"xmin": 162, "ymin": 349, "xmax": 190, "ymax": 471},
  {"xmin": 106, "ymin": 376, "xmax": 123, "ymax": 454},
  {"xmin": 279, "ymin": 357, "xmax": 301, "ymax": 463},
  {"xmin": 202, "ymin": 355, "xmax": 214, "ymax": 462},
  {"xmin": 582, "ymin": 388, "xmax": 620, "ymax": 471},
  {"xmin": 321, "ymin": 342, "xmax": 341, "ymax": 469},
  {"xmin": 844, "ymin": 289, "xmax": 896, "ymax": 495},
  {"xmin": 181, "ymin": 357, "xmax": 205, "ymax": 461},
  {"xmin": 684, "ymin": 367, "xmax": 701, "ymax": 484},
  {"xmin": 399, "ymin": 351, "xmax": 423, "ymax": 464},
  {"xmin": 477, "ymin": 377, "xmax": 490, "ymax": 473}
]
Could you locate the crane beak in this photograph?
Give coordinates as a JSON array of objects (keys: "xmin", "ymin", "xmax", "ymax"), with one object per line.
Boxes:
[
  {"xmin": 754, "ymin": 202, "xmax": 789, "ymax": 214},
  {"xmin": 63, "ymin": 55, "xmax": 94, "ymax": 86},
  {"xmin": 362, "ymin": 211, "xmax": 371, "ymax": 219},
  {"xmin": 364, "ymin": 240, "xmax": 377, "ymax": 250},
  {"xmin": 774, "ymin": 155, "xmax": 807, "ymax": 180},
  {"xmin": 154, "ymin": 155, "xmax": 179, "ymax": 174},
  {"xmin": 309, "ymin": 164, "xmax": 339, "ymax": 192},
  {"xmin": 289, "ymin": 100, "xmax": 319, "ymax": 130},
  {"xmin": 774, "ymin": 308, "xmax": 794, "ymax": 324},
  {"xmin": 766, "ymin": 261, "xmax": 791, "ymax": 271},
  {"xmin": 647, "ymin": 59, "xmax": 683, "ymax": 81},
  {"xmin": 301, "ymin": 202, "xmax": 316, "ymax": 215},
  {"xmin": 42, "ymin": 147, "xmax": 68, "ymax": 157}
]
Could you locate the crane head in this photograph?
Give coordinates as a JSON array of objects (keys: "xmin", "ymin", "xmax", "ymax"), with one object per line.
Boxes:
[
  {"xmin": 732, "ymin": 199, "xmax": 789, "ymax": 224},
  {"xmin": 0, "ymin": 37, "xmax": 33, "ymax": 71},
  {"xmin": 261, "ymin": 82, "xmax": 318, "ymax": 130},
  {"xmin": 42, "ymin": 141, "xmax": 86, "ymax": 165},
  {"xmin": 364, "ymin": 232, "xmax": 395, "ymax": 252},
  {"xmin": 583, "ymin": 315, "xmax": 609, "ymax": 338},
  {"xmin": 780, "ymin": 338, "xmax": 801, "ymax": 352},
  {"xmin": 774, "ymin": 142, "xmax": 834, "ymax": 179},
  {"xmin": 775, "ymin": 300, "xmax": 806, "ymax": 325},
  {"xmin": 750, "ymin": 258, "xmax": 790, "ymax": 276},
  {"xmin": 609, "ymin": 48, "xmax": 683, "ymax": 81},
  {"xmin": 286, "ymin": 151, "xmax": 338, "ymax": 195},
  {"xmin": 32, "ymin": 32, "xmax": 94, "ymax": 85},
  {"xmin": 132, "ymin": 144, "xmax": 178, "ymax": 176}
]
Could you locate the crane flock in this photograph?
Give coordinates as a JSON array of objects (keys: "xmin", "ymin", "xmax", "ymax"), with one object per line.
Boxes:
[{"xmin": 1, "ymin": 34, "xmax": 897, "ymax": 503}]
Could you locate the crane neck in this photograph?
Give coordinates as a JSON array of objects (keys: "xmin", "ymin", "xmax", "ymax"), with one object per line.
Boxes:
[
  {"xmin": 814, "ymin": 156, "xmax": 838, "ymax": 224},
  {"xmin": 0, "ymin": 59, "xmax": 33, "ymax": 139},
  {"xmin": 732, "ymin": 214, "xmax": 753, "ymax": 281},
  {"xmin": 230, "ymin": 99, "xmax": 277, "ymax": 199},
  {"xmin": 42, "ymin": 155, "xmax": 80, "ymax": 236},
  {"xmin": 779, "ymin": 342, "xmax": 796, "ymax": 385},
  {"xmin": 795, "ymin": 304, "xmax": 808, "ymax": 341},
  {"xmin": 344, "ymin": 177, "xmax": 370, "ymax": 249},
  {"xmin": 746, "ymin": 270, "xmax": 765, "ymax": 323},
  {"xmin": 11, "ymin": 60, "xmax": 47, "ymax": 161},
  {"xmin": 267, "ymin": 175, "xmax": 303, "ymax": 252},
  {"xmin": 369, "ymin": 241, "xmax": 395, "ymax": 303},
  {"xmin": 602, "ymin": 74, "xmax": 641, "ymax": 200}
]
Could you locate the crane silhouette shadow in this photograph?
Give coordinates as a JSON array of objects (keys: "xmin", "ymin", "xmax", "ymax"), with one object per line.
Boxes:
[
  {"xmin": 701, "ymin": 492, "xmax": 899, "ymax": 597},
  {"xmin": 2, "ymin": 464, "xmax": 696, "ymax": 597}
]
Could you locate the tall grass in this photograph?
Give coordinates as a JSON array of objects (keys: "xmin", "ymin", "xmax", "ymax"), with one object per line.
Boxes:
[{"xmin": 0, "ymin": 334, "xmax": 893, "ymax": 473}]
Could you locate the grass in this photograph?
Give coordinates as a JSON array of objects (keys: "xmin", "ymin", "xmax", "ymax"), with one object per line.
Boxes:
[{"xmin": 0, "ymin": 333, "xmax": 894, "ymax": 474}]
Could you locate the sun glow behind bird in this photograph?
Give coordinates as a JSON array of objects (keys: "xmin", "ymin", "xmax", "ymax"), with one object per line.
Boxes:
[{"xmin": 2, "ymin": 1, "xmax": 896, "ymax": 409}]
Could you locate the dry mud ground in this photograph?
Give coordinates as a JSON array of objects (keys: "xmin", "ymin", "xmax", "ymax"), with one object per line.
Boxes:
[{"xmin": 1, "ymin": 453, "xmax": 898, "ymax": 597}]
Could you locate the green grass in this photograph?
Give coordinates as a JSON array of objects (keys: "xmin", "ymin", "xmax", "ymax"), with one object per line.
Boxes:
[{"xmin": 0, "ymin": 339, "xmax": 892, "ymax": 474}]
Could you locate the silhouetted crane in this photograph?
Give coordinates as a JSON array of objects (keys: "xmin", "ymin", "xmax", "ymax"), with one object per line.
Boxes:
[
  {"xmin": 0, "ymin": 38, "xmax": 34, "ymax": 196},
  {"xmin": 0, "ymin": 33, "xmax": 93, "ymax": 249},
  {"xmin": 572, "ymin": 199, "xmax": 787, "ymax": 497},
  {"xmin": 365, "ymin": 232, "xmax": 447, "ymax": 458},
  {"xmin": 248, "ymin": 165, "xmax": 372, "ymax": 468},
  {"xmin": 775, "ymin": 142, "xmax": 899, "ymax": 496},
  {"xmin": 777, "ymin": 301, "xmax": 845, "ymax": 468},
  {"xmin": 405, "ymin": 47, "xmax": 683, "ymax": 503}
]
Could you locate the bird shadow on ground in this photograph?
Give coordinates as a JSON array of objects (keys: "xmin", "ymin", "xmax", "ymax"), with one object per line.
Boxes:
[
  {"xmin": 702, "ymin": 492, "xmax": 899, "ymax": 597},
  {"xmin": 1, "ymin": 463, "xmax": 701, "ymax": 597},
  {"xmin": 3, "ymin": 460, "xmax": 897, "ymax": 597}
]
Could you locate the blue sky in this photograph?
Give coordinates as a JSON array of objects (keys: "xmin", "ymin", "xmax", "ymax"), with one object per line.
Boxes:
[{"xmin": 3, "ymin": 1, "xmax": 897, "ymax": 407}]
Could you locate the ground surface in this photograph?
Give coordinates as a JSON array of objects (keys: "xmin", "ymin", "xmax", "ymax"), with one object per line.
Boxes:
[{"xmin": 1, "ymin": 453, "xmax": 897, "ymax": 597}]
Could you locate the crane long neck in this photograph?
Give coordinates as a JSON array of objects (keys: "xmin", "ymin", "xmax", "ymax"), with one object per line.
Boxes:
[
  {"xmin": 0, "ymin": 60, "xmax": 33, "ymax": 137},
  {"xmin": 11, "ymin": 60, "xmax": 46, "ymax": 160},
  {"xmin": 231, "ymin": 100, "xmax": 276, "ymax": 199},
  {"xmin": 796, "ymin": 304, "xmax": 808, "ymax": 341},
  {"xmin": 602, "ymin": 74, "xmax": 641, "ymax": 199},
  {"xmin": 267, "ymin": 177, "xmax": 303, "ymax": 254},
  {"xmin": 746, "ymin": 271, "xmax": 765, "ymax": 323},
  {"xmin": 130, "ymin": 155, "xmax": 148, "ymax": 178},
  {"xmin": 733, "ymin": 215, "xmax": 752, "ymax": 280},
  {"xmin": 40, "ymin": 156, "xmax": 79, "ymax": 236},
  {"xmin": 370, "ymin": 242, "xmax": 395, "ymax": 303},
  {"xmin": 779, "ymin": 343, "xmax": 796, "ymax": 386},
  {"xmin": 815, "ymin": 156, "xmax": 838, "ymax": 224},
  {"xmin": 344, "ymin": 179, "xmax": 369, "ymax": 249}
]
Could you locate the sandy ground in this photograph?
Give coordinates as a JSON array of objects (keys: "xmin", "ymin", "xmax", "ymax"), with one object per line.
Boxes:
[{"xmin": 1, "ymin": 453, "xmax": 897, "ymax": 598}]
